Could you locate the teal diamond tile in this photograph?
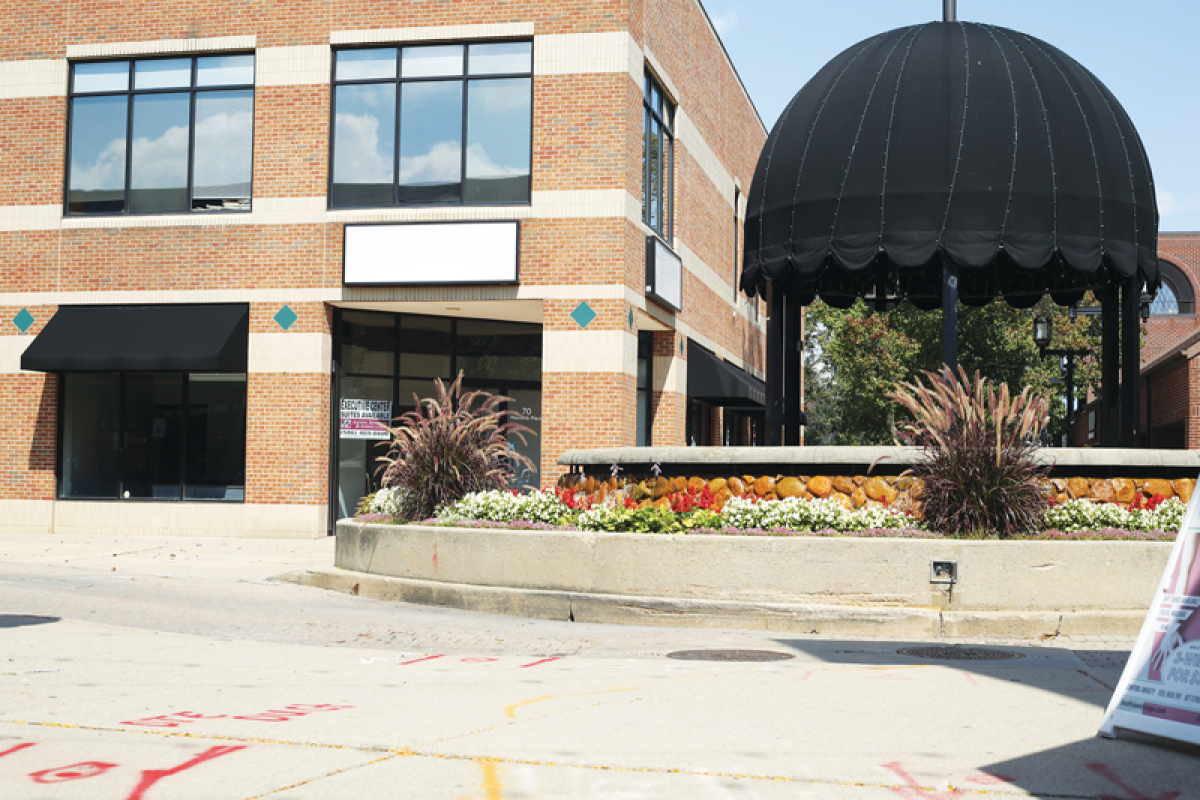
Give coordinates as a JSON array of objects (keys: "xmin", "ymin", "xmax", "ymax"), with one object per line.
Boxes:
[
  {"xmin": 12, "ymin": 308, "xmax": 34, "ymax": 333},
  {"xmin": 679, "ymin": 338, "xmax": 685, "ymax": 355},
  {"xmin": 570, "ymin": 301, "xmax": 597, "ymax": 329},
  {"xmin": 628, "ymin": 309, "xmax": 634, "ymax": 330},
  {"xmin": 274, "ymin": 304, "xmax": 298, "ymax": 331}
]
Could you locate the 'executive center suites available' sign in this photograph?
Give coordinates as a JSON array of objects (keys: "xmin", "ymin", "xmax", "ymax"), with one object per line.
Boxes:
[{"xmin": 343, "ymin": 221, "xmax": 519, "ymax": 286}]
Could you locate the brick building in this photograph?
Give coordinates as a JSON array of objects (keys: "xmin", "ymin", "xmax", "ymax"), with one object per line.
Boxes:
[
  {"xmin": 0, "ymin": 1, "xmax": 767, "ymax": 537},
  {"xmin": 1071, "ymin": 232, "xmax": 1199, "ymax": 447}
]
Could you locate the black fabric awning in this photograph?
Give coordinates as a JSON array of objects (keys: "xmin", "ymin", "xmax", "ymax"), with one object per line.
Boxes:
[
  {"xmin": 688, "ymin": 345, "xmax": 765, "ymax": 407},
  {"xmin": 22, "ymin": 304, "xmax": 249, "ymax": 372}
]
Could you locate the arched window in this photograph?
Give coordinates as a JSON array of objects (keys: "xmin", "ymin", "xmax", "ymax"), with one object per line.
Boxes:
[{"xmin": 1151, "ymin": 260, "xmax": 1195, "ymax": 316}]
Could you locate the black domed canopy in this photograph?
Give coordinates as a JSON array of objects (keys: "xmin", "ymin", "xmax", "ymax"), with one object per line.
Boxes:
[{"xmin": 741, "ymin": 21, "xmax": 1159, "ymax": 310}]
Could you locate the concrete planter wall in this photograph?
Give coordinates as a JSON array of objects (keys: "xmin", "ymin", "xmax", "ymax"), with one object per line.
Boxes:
[{"xmin": 326, "ymin": 521, "xmax": 1173, "ymax": 639}]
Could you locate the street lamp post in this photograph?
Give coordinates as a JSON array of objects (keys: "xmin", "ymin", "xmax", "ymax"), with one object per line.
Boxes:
[{"xmin": 1033, "ymin": 314, "xmax": 1091, "ymax": 445}]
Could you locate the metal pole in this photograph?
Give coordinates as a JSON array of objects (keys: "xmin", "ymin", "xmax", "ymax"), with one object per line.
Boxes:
[
  {"xmin": 784, "ymin": 288, "xmax": 801, "ymax": 446},
  {"xmin": 941, "ymin": 256, "xmax": 958, "ymax": 372},
  {"xmin": 765, "ymin": 284, "xmax": 784, "ymax": 446},
  {"xmin": 943, "ymin": 0, "xmax": 957, "ymax": 22},
  {"xmin": 1121, "ymin": 276, "xmax": 1141, "ymax": 447},
  {"xmin": 1101, "ymin": 287, "xmax": 1120, "ymax": 447}
]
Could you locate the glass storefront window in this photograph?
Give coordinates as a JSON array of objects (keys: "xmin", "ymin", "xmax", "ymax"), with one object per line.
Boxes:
[
  {"xmin": 333, "ymin": 310, "xmax": 542, "ymax": 518},
  {"xmin": 59, "ymin": 372, "xmax": 246, "ymax": 500}
]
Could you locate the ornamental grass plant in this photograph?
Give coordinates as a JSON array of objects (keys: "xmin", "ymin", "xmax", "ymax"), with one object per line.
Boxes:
[
  {"xmin": 375, "ymin": 372, "xmax": 534, "ymax": 521},
  {"xmin": 888, "ymin": 366, "xmax": 1050, "ymax": 539}
]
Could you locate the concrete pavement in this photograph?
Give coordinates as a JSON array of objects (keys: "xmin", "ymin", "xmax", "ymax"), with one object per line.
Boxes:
[{"xmin": 1, "ymin": 533, "xmax": 1197, "ymax": 798}]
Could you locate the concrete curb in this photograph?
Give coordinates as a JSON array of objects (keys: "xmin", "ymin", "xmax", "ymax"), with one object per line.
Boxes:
[{"xmin": 277, "ymin": 567, "xmax": 1148, "ymax": 639}]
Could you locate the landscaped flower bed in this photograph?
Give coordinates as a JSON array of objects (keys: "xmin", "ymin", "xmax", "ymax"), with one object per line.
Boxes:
[{"xmin": 354, "ymin": 485, "xmax": 1186, "ymax": 541}]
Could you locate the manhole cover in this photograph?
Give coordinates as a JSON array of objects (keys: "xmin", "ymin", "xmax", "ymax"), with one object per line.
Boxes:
[
  {"xmin": 897, "ymin": 646, "xmax": 1024, "ymax": 661},
  {"xmin": 666, "ymin": 649, "xmax": 794, "ymax": 662}
]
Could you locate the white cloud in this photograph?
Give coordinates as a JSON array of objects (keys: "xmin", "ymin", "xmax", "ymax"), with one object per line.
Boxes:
[
  {"xmin": 334, "ymin": 112, "xmax": 394, "ymax": 184},
  {"xmin": 70, "ymin": 136, "xmax": 126, "ymax": 191},
  {"xmin": 1158, "ymin": 189, "xmax": 1200, "ymax": 217},
  {"xmin": 466, "ymin": 142, "xmax": 525, "ymax": 179},
  {"xmin": 400, "ymin": 140, "xmax": 461, "ymax": 185}
]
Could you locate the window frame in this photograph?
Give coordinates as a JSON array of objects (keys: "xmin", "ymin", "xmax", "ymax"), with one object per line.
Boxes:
[
  {"xmin": 328, "ymin": 39, "xmax": 535, "ymax": 210},
  {"xmin": 64, "ymin": 53, "xmax": 257, "ymax": 217},
  {"xmin": 1150, "ymin": 260, "xmax": 1196, "ymax": 317},
  {"xmin": 55, "ymin": 370, "xmax": 249, "ymax": 502},
  {"xmin": 642, "ymin": 69, "xmax": 675, "ymax": 240}
]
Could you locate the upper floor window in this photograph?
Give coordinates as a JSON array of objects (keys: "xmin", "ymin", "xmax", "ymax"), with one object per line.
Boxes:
[
  {"xmin": 643, "ymin": 70, "xmax": 674, "ymax": 239},
  {"xmin": 1150, "ymin": 260, "xmax": 1196, "ymax": 316},
  {"xmin": 67, "ymin": 55, "xmax": 255, "ymax": 215},
  {"xmin": 331, "ymin": 41, "xmax": 533, "ymax": 208}
]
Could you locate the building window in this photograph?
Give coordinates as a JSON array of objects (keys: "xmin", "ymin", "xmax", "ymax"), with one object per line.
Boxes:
[
  {"xmin": 66, "ymin": 55, "xmax": 255, "ymax": 215},
  {"xmin": 1150, "ymin": 260, "xmax": 1195, "ymax": 316},
  {"xmin": 636, "ymin": 331, "xmax": 653, "ymax": 446},
  {"xmin": 60, "ymin": 372, "xmax": 247, "ymax": 500},
  {"xmin": 331, "ymin": 41, "xmax": 533, "ymax": 208},
  {"xmin": 643, "ymin": 70, "xmax": 674, "ymax": 238}
]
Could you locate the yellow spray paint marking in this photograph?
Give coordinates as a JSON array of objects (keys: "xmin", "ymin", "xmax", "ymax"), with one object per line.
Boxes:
[
  {"xmin": 478, "ymin": 758, "xmax": 503, "ymax": 799},
  {"xmin": 503, "ymin": 686, "xmax": 636, "ymax": 718}
]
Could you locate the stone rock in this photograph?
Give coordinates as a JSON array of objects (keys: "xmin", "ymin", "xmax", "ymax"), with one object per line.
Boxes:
[
  {"xmin": 727, "ymin": 477, "xmax": 746, "ymax": 496},
  {"xmin": 829, "ymin": 491, "xmax": 853, "ymax": 511},
  {"xmin": 673, "ymin": 476, "xmax": 688, "ymax": 493},
  {"xmin": 687, "ymin": 476, "xmax": 706, "ymax": 491},
  {"xmin": 895, "ymin": 475, "xmax": 916, "ymax": 492},
  {"xmin": 708, "ymin": 477, "xmax": 728, "ymax": 494},
  {"xmin": 753, "ymin": 476, "xmax": 775, "ymax": 496},
  {"xmin": 653, "ymin": 477, "xmax": 670, "ymax": 499},
  {"xmin": 909, "ymin": 479, "xmax": 925, "ymax": 500},
  {"xmin": 762, "ymin": 492, "xmax": 779, "ymax": 502},
  {"xmin": 742, "ymin": 475, "xmax": 756, "ymax": 486},
  {"xmin": 798, "ymin": 490, "xmax": 814, "ymax": 501},
  {"xmin": 832, "ymin": 476, "xmax": 856, "ymax": 495},
  {"xmin": 864, "ymin": 476, "xmax": 897, "ymax": 505},
  {"xmin": 1055, "ymin": 493, "xmax": 1069, "ymax": 505},
  {"xmin": 851, "ymin": 487, "xmax": 868, "ymax": 508},
  {"xmin": 1050, "ymin": 478, "xmax": 1067, "ymax": 493},
  {"xmin": 1066, "ymin": 477, "xmax": 1091, "ymax": 499},
  {"xmin": 798, "ymin": 475, "xmax": 810, "ymax": 484},
  {"xmin": 776, "ymin": 477, "xmax": 804, "ymax": 499},
  {"xmin": 853, "ymin": 475, "xmax": 868, "ymax": 487},
  {"xmin": 1091, "ymin": 480, "xmax": 1116, "ymax": 503},
  {"xmin": 1111, "ymin": 478, "xmax": 1136, "ymax": 504},
  {"xmin": 1143, "ymin": 479, "xmax": 1175, "ymax": 499},
  {"xmin": 1173, "ymin": 479, "xmax": 1195, "ymax": 504},
  {"xmin": 628, "ymin": 484, "xmax": 649, "ymax": 501},
  {"xmin": 808, "ymin": 476, "xmax": 833, "ymax": 498}
]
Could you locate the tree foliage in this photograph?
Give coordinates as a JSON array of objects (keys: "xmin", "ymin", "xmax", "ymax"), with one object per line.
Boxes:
[{"xmin": 805, "ymin": 296, "xmax": 1103, "ymax": 445}]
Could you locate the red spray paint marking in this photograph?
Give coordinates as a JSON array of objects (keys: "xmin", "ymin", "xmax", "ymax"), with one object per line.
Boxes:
[
  {"xmin": 123, "ymin": 704, "xmax": 352, "ymax": 728},
  {"xmin": 399, "ymin": 655, "xmax": 446, "ymax": 666},
  {"xmin": 30, "ymin": 761, "xmax": 118, "ymax": 784},
  {"xmin": 881, "ymin": 762, "xmax": 964, "ymax": 799},
  {"xmin": 460, "ymin": 657, "xmax": 499, "ymax": 663},
  {"xmin": 432, "ymin": 543, "xmax": 438, "ymax": 574},
  {"xmin": 519, "ymin": 657, "xmax": 562, "ymax": 668},
  {"xmin": 1085, "ymin": 762, "xmax": 1181, "ymax": 800},
  {"xmin": 794, "ymin": 671, "xmax": 813, "ymax": 681},
  {"xmin": 961, "ymin": 671, "xmax": 980, "ymax": 685},
  {"xmin": 125, "ymin": 745, "xmax": 248, "ymax": 800},
  {"xmin": 0, "ymin": 743, "xmax": 36, "ymax": 759}
]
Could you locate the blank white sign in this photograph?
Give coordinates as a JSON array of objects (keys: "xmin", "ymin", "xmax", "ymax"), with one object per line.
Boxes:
[{"xmin": 344, "ymin": 221, "xmax": 519, "ymax": 285}]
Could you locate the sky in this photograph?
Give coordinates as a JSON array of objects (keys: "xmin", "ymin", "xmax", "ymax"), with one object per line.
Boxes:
[{"xmin": 702, "ymin": 0, "xmax": 1200, "ymax": 232}]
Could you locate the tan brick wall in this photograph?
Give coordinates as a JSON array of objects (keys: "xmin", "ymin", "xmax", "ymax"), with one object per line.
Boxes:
[
  {"xmin": 245, "ymin": 372, "xmax": 330, "ymax": 505},
  {"xmin": 0, "ymin": 98, "xmax": 65, "ymax": 206},
  {"xmin": 541, "ymin": 371, "xmax": 636, "ymax": 487}
]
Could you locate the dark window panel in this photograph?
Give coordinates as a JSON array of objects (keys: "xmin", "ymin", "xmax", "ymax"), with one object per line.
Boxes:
[
  {"xmin": 68, "ymin": 95, "xmax": 129, "ymax": 214},
  {"xmin": 193, "ymin": 90, "xmax": 254, "ymax": 211},
  {"xmin": 332, "ymin": 83, "xmax": 397, "ymax": 207},
  {"xmin": 129, "ymin": 92, "xmax": 191, "ymax": 213},
  {"xmin": 61, "ymin": 373, "xmax": 122, "ymax": 499},
  {"xmin": 465, "ymin": 77, "xmax": 531, "ymax": 203},
  {"xmin": 122, "ymin": 373, "xmax": 184, "ymax": 499},
  {"xmin": 399, "ymin": 81, "xmax": 463, "ymax": 204},
  {"xmin": 185, "ymin": 374, "xmax": 247, "ymax": 500}
]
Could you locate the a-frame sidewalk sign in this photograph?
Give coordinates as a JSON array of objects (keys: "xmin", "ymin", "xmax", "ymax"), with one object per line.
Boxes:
[{"xmin": 1100, "ymin": 474, "xmax": 1200, "ymax": 743}]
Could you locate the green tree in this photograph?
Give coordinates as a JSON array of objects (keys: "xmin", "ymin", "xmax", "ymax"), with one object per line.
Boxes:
[{"xmin": 805, "ymin": 296, "xmax": 1104, "ymax": 445}]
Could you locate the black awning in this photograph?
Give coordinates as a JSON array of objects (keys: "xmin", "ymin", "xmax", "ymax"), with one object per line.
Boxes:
[
  {"xmin": 22, "ymin": 304, "xmax": 249, "ymax": 372},
  {"xmin": 687, "ymin": 345, "xmax": 765, "ymax": 407}
]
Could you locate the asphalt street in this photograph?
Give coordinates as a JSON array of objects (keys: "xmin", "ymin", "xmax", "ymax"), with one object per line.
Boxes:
[{"xmin": 0, "ymin": 533, "xmax": 1197, "ymax": 799}]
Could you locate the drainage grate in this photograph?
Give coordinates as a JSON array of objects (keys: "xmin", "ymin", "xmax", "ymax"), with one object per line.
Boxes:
[
  {"xmin": 1074, "ymin": 650, "xmax": 1130, "ymax": 669},
  {"xmin": 666, "ymin": 649, "xmax": 795, "ymax": 662},
  {"xmin": 897, "ymin": 646, "xmax": 1024, "ymax": 661}
]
